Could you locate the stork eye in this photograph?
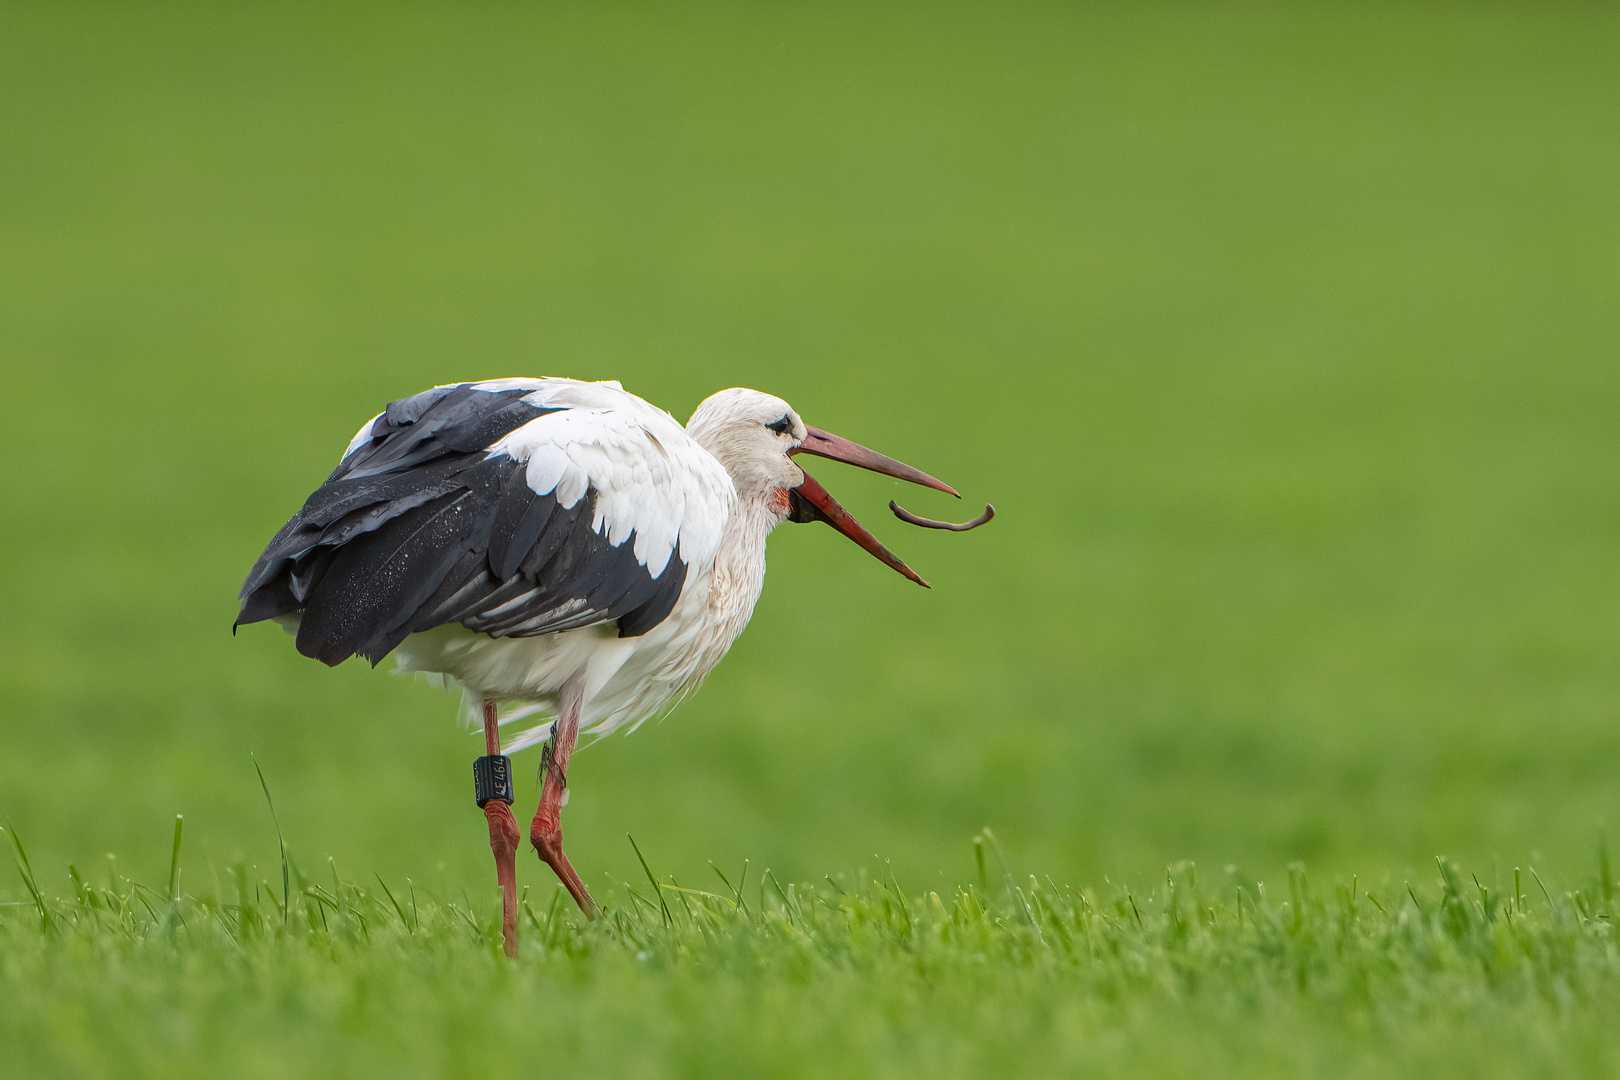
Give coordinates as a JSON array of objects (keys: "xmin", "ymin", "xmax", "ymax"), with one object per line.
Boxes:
[{"xmin": 765, "ymin": 417, "xmax": 793, "ymax": 436}]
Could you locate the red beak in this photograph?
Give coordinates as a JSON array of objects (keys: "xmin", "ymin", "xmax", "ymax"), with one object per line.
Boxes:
[{"xmin": 787, "ymin": 426, "xmax": 958, "ymax": 588}]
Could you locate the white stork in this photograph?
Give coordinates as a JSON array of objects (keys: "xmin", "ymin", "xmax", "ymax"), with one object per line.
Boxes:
[{"xmin": 237, "ymin": 377, "xmax": 981, "ymax": 956}]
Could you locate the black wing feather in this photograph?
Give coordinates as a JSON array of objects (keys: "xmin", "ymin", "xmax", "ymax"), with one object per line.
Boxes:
[{"xmin": 237, "ymin": 383, "xmax": 691, "ymax": 666}]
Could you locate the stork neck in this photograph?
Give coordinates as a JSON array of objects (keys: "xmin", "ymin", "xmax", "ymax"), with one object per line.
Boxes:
[{"xmin": 707, "ymin": 496, "xmax": 780, "ymax": 637}]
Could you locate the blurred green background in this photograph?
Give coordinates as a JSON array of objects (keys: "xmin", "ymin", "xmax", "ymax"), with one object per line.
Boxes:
[{"xmin": 1, "ymin": 1, "xmax": 1616, "ymax": 905}]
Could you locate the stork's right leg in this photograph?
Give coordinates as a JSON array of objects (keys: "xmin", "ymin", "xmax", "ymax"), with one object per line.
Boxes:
[{"xmin": 530, "ymin": 685, "xmax": 598, "ymax": 917}]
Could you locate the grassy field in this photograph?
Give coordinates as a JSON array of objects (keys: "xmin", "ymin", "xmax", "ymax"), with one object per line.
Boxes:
[
  {"xmin": 2, "ymin": 2, "xmax": 1619, "ymax": 1075},
  {"xmin": 5, "ymin": 834, "xmax": 1620, "ymax": 1079}
]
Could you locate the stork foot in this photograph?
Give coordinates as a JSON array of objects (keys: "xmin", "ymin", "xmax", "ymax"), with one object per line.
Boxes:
[
  {"xmin": 485, "ymin": 800, "xmax": 522, "ymax": 957},
  {"xmin": 530, "ymin": 812, "xmax": 597, "ymax": 918}
]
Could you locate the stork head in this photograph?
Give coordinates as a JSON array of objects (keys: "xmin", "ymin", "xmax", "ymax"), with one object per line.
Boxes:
[{"xmin": 687, "ymin": 388, "xmax": 957, "ymax": 587}]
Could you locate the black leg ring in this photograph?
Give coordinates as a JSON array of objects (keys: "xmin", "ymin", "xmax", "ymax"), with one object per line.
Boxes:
[{"xmin": 474, "ymin": 755, "xmax": 515, "ymax": 808}]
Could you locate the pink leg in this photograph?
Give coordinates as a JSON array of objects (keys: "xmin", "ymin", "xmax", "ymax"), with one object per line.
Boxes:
[
  {"xmin": 530, "ymin": 686, "xmax": 598, "ymax": 917},
  {"xmin": 481, "ymin": 699, "xmax": 522, "ymax": 957}
]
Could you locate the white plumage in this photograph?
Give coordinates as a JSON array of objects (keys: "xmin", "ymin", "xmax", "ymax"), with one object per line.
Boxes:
[{"xmin": 346, "ymin": 379, "xmax": 770, "ymax": 750}]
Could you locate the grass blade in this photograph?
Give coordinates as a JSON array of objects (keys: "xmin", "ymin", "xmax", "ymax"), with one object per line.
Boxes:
[
  {"xmin": 628, "ymin": 834, "xmax": 673, "ymax": 927},
  {"xmin": 168, "ymin": 814, "xmax": 184, "ymax": 902},
  {"xmin": 375, "ymin": 874, "xmax": 414, "ymax": 934},
  {"xmin": 3, "ymin": 823, "xmax": 54, "ymax": 931},
  {"xmin": 252, "ymin": 756, "xmax": 290, "ymax": 924}
]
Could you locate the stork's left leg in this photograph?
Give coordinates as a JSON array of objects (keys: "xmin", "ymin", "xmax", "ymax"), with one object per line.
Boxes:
[
  {"xmin": 478, "ymin": 698, "xmax": 522, "ymax": 958},
  {"xmin": 530, "ymin": 685, "xmax": 598, "ymax": 917}
]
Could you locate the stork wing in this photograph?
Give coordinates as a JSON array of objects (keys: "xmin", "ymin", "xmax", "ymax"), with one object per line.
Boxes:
[{"xmin": 237, "ymin": 380, "xmax": 733, "ymax": 667}]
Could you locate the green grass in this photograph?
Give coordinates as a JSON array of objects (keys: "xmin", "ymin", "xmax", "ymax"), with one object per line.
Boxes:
[
  {"xmin": 3, "ymin": 1, "xmax": 1620, "ymax": 1075},
  {"xmin": 6, "ymin": 823, "xmax": 1620, "ymax": 1079}
]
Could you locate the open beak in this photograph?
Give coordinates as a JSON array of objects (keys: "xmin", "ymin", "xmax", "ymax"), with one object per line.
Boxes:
[{"xmin": 786, "ymin": 427, "xmax": 958, "ymax": 588}]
